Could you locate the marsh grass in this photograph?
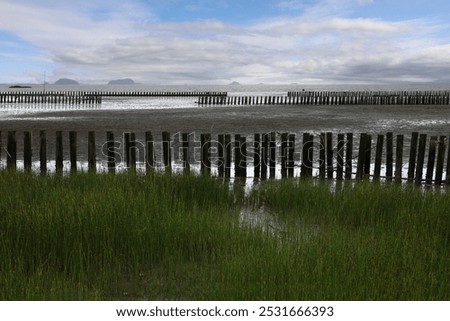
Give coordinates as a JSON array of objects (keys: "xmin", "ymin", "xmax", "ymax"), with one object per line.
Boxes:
[{"xmin": 0, "ymin": 172, "xmax": 448, "ymax": 300}]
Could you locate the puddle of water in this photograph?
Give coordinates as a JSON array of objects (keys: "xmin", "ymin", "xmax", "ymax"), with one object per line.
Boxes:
[{"xmin": 239, "ymin": 204, "xmax": 320, "ymax": 243}]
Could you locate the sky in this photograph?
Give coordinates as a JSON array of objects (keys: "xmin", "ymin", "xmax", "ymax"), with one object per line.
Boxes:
[{"xmin": 1, "ymin": 0, "xmax": 450, "ymax": 84}]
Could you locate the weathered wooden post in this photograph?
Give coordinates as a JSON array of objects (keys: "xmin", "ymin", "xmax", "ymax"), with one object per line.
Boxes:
[
  {"xmin": 415, "ymin": 134, "xmax": 427, "ymax": 185},
  {"xmin": 129, "ymin": 133, "xmax": 136, "ymax": 172},
  {"xmin": 326, "ymin": 132, "xmax": 333, "ymax": 179},
  {"xmin": 218, "ymin": 134, "xmax": 225, "ymax": 177},
  {"xmin": 386, "ymin": 132, "xmax": 393, "ymax": 182},
  {"xmin": 225, "ymin": 134, "xmax": 231, "ymax": 179},
  {"xmin": 6, "ymin": 131, "xmax": 17, "ymax": 171},
  {"xmin": 374, "ymin": 134, "xmax": 384, "ymax": 182},
  {"xmin": 24, "ymin": 131, "xmax": 32, "ymax": 172},
  {"xmin": 106, "ymin": 131, "xmax": 115, "ymax": 174},
  {"xmin": 69, "ymin": 131, "xmax": 77, "ymax": 174},
  {"xmin": 40, "ymin": 131, "xmax": 47, "ymax": 175},
  {"xmin": 261, "ymin": 133, "xmax": 269, "ymax": 180},
  {"xmin": 146, "ymin": 131, "xmax": 154, "ymax": 174},
  {"xmin": 319, "ymin": 133, "xmax": 326, "ymax": 180},
  {"xmin": 240, "ymin": 136, "xmax": 247, "ymax": 179},
  {"xmin": 395, "ymin": 135, "xmax": 404, "ymax": 184},
  {"xmin": 364, "ymin": 134, "xmax": 372, "ymax": 179},
  {"xmin": 434, "ymin": 136, "xmax": 446, "ymax": 185},
  {"xmin": 301, "ymin": 133, "xmax": 314, "ymax": 179},
  {"xmin": 88, "ymin": 131, "xmax": 96, "ymax": 173},
  {"xmin": 254, "ymin": 134, "xmax": 261, "ymax": 180},
  {"xmin": 425, "ymin": 136, "xmax": 438, "ymax": 185},
  {"xmin": 408, "ymin": 132, "xmax": 419, "ymax": 183},
  {"xmin": 337, "ymin": 133, "xmax": 345, "ymax": 180},
  {"xmin": 124, "ymin": 133, "xmax": 131, "ymax": 169},
  {"xmin": 183, "ymin": 133, "xmax": 191, "ymax": 175},
  {"xmin": 446, "ymin": 134, "xmax": 450, "ymax": 186},
  {"xmin": 234, "ymin": 134, "xmax": 241, "ymax": 178},
  {"xmin": 201, "ymin": 133, "xmax": 211, "ymax": 176},
  {"xmin": 269, "ymin": 132, "xmax": 276, "ymax": 179},
  {"xmin": 162, "ymin": 131, "xmax": 171, "ymax": 175},
  {"xmin": 281, "ymin": 133, "xmax": 288, "ymax": 179},
  {"xmin": 288, "ymin": 134, "xmax": 295, "ymax": 178},
  {"xmin": 345, "ymin": 133, "xmax": 353, "ymax": 179},
  {"xmin": 55, "ymin": 131, "xmax": 63, "ymax": 174},
  {"xmin": 356, "ymin": 133, "xmax": 367, "ymax": 180}
]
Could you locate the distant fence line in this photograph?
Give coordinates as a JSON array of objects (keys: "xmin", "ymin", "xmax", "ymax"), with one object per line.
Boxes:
[
  {"xmin": 2, "ymin": 130, "xmax": 449, "ymax": 187},
  {"xmin": 0, "ymin": 91, "xmax": 228, "ymax": 105},
  {"xmin": 199, "ymin": 91, "xmax": 450, "ymax": 105},
  {"xmin": 0, "ymin": 92, "xmax": 102, "ymax": 104}
]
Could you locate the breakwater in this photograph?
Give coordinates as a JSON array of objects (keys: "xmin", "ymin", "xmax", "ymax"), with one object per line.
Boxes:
[{"xmin": 198, "ymin": 90, "xmax": 450, "ymax": 105}]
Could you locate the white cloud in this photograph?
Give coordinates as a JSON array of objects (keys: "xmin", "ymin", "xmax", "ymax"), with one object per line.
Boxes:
[{"xmin": 1, "ymin": 0, "xmax": 450, "ymax": 84}]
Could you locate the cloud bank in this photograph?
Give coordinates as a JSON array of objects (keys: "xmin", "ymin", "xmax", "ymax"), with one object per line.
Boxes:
[{"xmin": 1, "ymin": 0, "xmax": 450, "ymax": 84}]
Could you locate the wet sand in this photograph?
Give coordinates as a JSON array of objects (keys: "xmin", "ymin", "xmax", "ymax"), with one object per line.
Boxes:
[{"xmin": 0, "ymin": 104, "xmax": 449, "ymax": 136}]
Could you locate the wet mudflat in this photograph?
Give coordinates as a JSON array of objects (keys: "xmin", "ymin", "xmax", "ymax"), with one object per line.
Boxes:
[{"xmin": 0, "ymin": 104, "xmax": 449, "ymax": 135}]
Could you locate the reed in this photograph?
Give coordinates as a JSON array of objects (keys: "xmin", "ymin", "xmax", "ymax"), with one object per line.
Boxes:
[{"xmin": 0, "ymin": 172, "xmax": 448, "ymax": 300}]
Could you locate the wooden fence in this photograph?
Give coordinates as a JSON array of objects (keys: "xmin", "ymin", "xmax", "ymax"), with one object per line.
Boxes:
[
  {"xmin": 199, "ymin": 91, "xmax": 450, "ymax": 106},
  {"xmin": 1, "ymin": 130, "xmax": 449, "ymax": 187}
]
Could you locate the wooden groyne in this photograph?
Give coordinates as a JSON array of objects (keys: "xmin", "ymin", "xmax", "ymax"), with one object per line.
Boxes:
[
  {"xmin": 199, "ymin": 91, "xmax": 450, "ymax": 106},
  {"xmin": 2, "ymin": 130, "xmax": 449, "ymax": 187},
  {"xmin": 0, "ymin": 92, "xmax": 102, "ymax": 104},
  {"xmin": 0, "ymin": 91, "xmax": 228, "ymax": 105},
  {"xmin": 99, "ymin": 91, "xmax": 227, "ymax": 97}
]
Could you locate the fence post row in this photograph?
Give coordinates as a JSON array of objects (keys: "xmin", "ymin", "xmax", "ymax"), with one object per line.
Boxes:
[{"xmin": 0, "ymin": 131, "xmax": 448, "ymax": 186}]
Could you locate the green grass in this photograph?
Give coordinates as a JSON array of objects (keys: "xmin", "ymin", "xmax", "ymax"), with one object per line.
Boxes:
[{"xmin": 0, "ymin": 172, "xmax": 448, "ymax": 300}]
